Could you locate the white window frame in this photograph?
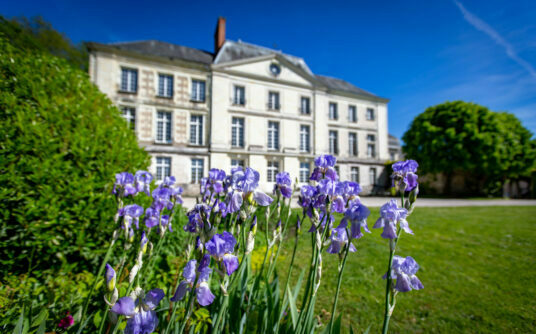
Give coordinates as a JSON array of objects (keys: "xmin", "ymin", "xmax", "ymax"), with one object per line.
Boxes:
[
  {"xmin": 366, "ymin": 108, "xmax": 375, "ymax": 121},
  {"xmin": 121, "ymin": 106, "xmax": 136, "ymax": 130},
  {"xmin": 191, "ymin": 80, "xmax": 206, "ymax": 102},
  {"xmin": 191, "ymin": 159, "xmax": 204, "ymax": 184},
  {"xmin": 300, "ymin": 125, "xmax": 310, "ymax": 153},
  {"xmin": 233, "ymin": 85, "xmax": 245, "ymax": 105},
  {"xmin": 329, "ymin": 130, "xmax": 338, "ymax": 155},
  {"xmin": 369, "ymin": 167, "xmax": 377, "ymax": 185},
  {"xmin": 299, "ymin": 162, "xmax": 310, "ymax": 183},
  {"xmin": 156, "ymin": 111, "xmax": 172, "ymax": 144},
  {"xmin": 349, "ymin": 132, "xmax": 358, "ymax": 156},
  {"xmin": 231, "ymin": 117, "xmax": 245, "ymax": 148},
  {"xmin": 190, "ymin": 115, "xmax": 203, "ymax": 146},
  {"xmin": 267, "ymin": 161, "xmax": 280, "ymax": 182},
  {"xmin": 268, "ymin": 91, "xmax": 280, "ymax": 110},
  {"xmin": 156, "ymin": 157, "xmax": 171, "ymax": 181},
  {"xmin": 367, "ymin": 134, "xmax": 376, "ymax": 158},
  {"xmin": 158, "ymin": 73, "xmax": 173, "ymax": 98},
  {"xmin": 329, "ymin": 102, "xmax": 338, "ymax": 120},
  {"xmin": 300, "ymin": 96, "xmax": 310, "ymax": 115},
  {"xmin": 231, "ymin": 159, "xmax": 245, "ymax": 169},
  {"xmin": 351, "ymin": 166, "xmax": 360, "ymax": 183},
  {"xmin": 349, "ymin": 105, "xmax": 357, "ymax": 123},
  {"xmin": 120, "ymin": 67, "xmax": 138, "ymax": 93},
  {"xmin": 267, "ymin": 121, "xmax": 279, "ymax": 150}
]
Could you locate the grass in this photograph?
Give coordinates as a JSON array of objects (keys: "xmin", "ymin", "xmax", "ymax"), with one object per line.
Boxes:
[{"xmin": 274, "ymin": 206, "xmax": 536, "ymax": 333}]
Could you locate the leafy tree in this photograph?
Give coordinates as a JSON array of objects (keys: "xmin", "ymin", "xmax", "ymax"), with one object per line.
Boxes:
[
  {"xmin": 402, "ymin": 101, "xmax": 536, "ymax": 195},
  {"xmin": 0, "ymin": 15, "xmax": 87, "ymax": 70},
  {"xmin": 0, "ymin": 37, "xmax": 150, "ymax": 277}
]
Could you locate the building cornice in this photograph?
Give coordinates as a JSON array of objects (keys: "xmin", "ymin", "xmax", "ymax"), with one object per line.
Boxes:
[{"xmin": 228, "ymin": 107, "xmax": 314, "ymax": 123}]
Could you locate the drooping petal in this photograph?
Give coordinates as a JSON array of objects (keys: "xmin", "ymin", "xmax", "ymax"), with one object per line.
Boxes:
[
  {"xmin": 410, "ymin": 275, "xmax": 424, "ymax": 290},
  {"xmin": 401, "ymin": 256, "xmax": 420, "ymax": 275},
  {"xmin": 143, "ymin": 288, "xmax": 165, "ymax": 310},
  {"xmin": 381, "ymin": 222, "xmax": 397, "ymax": 239},
  {"xmin": 394, "ymin": 273, "xmax": 412, "ymax": 292},
  {"xmin": 170, "ymin": 281, "xmax": 190, "ymax": 302},
  {"xmin": 253, "ymin": 190, "xmax": 273, "ymax": 206},
  {"xmin": 223, "ymin": 254, "xmax": 239, "ymax": 276},
  {"xmin": 373, "ymin": 217, "xmax": 385, "ymax": 229},
  {"xmin": 399, "ymin": 219, "xmax": 414, "ymax": 235},
  {"xmin": 196, "ymin": 282, "xmax": 215, "ymax": 306},
  {"xmin": 110, "ymin": 297, "xmax": 136, "ymax": 316},
  {"xmin": 183, "ymin": 260, "xmax": 197, "ymax": 283}
]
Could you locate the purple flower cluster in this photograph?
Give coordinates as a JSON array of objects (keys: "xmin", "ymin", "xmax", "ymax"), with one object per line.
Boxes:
[
  {"xmin": 273, "ymin": 172, "xmax": 293, "ymax": 198},
  {"xmin": 392, "ymin": 159, "xmax": 419, "ymax": 192},
  {"xmin": 373, "ymin": 200, "xmax": 412, "ymax": 239},
  {"xmin": 205, "ymin": 231, "xmax": 239, "ymax": 276},
  {"xmin": 384, "ymin": 256, "xmax": 424, "ymax": 292},
  {"xmin": 171, "ymin": 256, "xmax": 215, "ymax": 306},
  {"xmin": 110, "ymin": 288, "xmax": 165, "ymax": 334}
]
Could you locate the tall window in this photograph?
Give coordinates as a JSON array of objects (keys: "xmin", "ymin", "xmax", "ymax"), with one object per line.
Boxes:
[
  {"xmin": 156, "ymin": 157, "xmax": 171, "ymax": 181},
  {"xmin": 267, "ymin": 121, "xmax": 279, "ymax": 150},
  {"xmin": 190, "ymin": 115, "xmax": 203, "ymax": 145},
  {"xmin": 348, "ymin": 105, "xmax": 357, "ymax": 122},
  {"xmin": 191, "ymin": 159, "xmax": 204, "ymax": 184},
  {"xmin": 349, "ymin": 132, "xmax": 358, "ymax": 156},
  {"xmin": 268, "ymin": 91, "xmax": 280, "ymax": 110},
  {"xmin": 156, "ymin": 111, "xmax": 172, "ymax": 143},
  {"xmin": 299, "ymin": 162, "xmax": 310, "ymax": 183},
  {"xmin": 301, "ymin": 97, "xmax": 311, "ymax": 115},
  {"xmin": 366, "ymin": 108, "xmax": 375, "ymax": 120},
  {"xmin": 329, "ymin": 130, "xmax": 339, "ymax": 155},
  {"xmin": 120, "ymin": 68, "xmax": 137, "ymax": 93},
  {"xmin": 121, "ymin": 106, "xmax": 136, "ymax": 130},
  {"xmin": 267, "ymin": 161, "xmax": 280, "ymax": 182},
  {"xmin": 367, "ymin": 134, "xmax": 376, "ymax": 158},
  {"xmin": 191, "ymin": 80, "xmax": 206, "ymax": 102},
  {"xmin": 369, "ymin": 168, "xmax": 377, "ymax": 185},
  {"xmin": 334, "ymin": 166, "xmax": 340, "ymax": 175},
  {"xmin": 231, "ymin": 159, "xmax": 245, "ymax": 169},
  {"xmin": 351, "ymin": 167, "xmax": 360, "ymax": 183},
  {"xmin": 329, "ymin": 102, "xmax": 338, "ymax": 120},
  {"xmin": 231, "ymin": 117, "xmax": 245, "ymax": 148},
  {"xmin": 158, "ymin": 74, "xmax": 173, "ymax": 98},
  {"xmin": 233, "ymin": 85, "xmax": 245, "ymax": 105},
  {"xmin": 300, "ymin": 125, "xmax": 310, "ymax": 153}
]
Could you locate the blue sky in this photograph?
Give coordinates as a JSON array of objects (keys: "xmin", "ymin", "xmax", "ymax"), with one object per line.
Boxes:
[{"xmin": 2, "ymin": 0, "xmax": 535, "ymax": 139}]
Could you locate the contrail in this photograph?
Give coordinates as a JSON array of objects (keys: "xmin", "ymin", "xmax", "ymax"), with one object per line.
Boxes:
[{"xmin": 453, "ymin": 0, "xmax": 536, "ymax": 77}]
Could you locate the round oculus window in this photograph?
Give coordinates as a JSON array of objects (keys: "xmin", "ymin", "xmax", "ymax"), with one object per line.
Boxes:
[{"xmin": 269, "ymin": 63, "xmax": 281, "ymax": 76}]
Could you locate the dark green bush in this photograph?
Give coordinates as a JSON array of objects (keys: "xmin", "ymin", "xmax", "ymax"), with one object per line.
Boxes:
[{"xmin": 0, "ymin": 37, "xmax": 150, "ymax": 277}]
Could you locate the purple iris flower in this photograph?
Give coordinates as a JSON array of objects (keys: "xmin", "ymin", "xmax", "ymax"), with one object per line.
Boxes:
[
  {"xmin": 119, "ymin": 204, "xmax": 144, "ymax": 229},
  {"xmin": 373, "ymin": 200, "xmax": 412, "ymax": 239},
  {"xmin": 308, "ymin": 212, "xmax": 334, "ymax": 233},
  {"xmin": 326, "ymin": 225, "xmax": 356, "ymax": 254},
  {"xmin": 205, "ymin": 231, "xmax": 239, "ymax": 276},
  {"xmin": 226, "ymin": 192, "xmax": 243, "ymax": 214},
  {"xmin": 201, "ymin": 169, "xmax": 226, "ymax": 195},
  {"xmin": 163, "ymin": 176, "xmax": 176, "ymax": 186},
  {"xmin": 253, "ymin": 190, "xmax": 273, "ymax": 206},
  {"xmin": 337, "ymin": 181, "xmax": 362, "ymax": 201},
  {"xmin": 105, "ymin": 263, "xmax": 116, "ymax": 291},
  {"xmin": 111, "ymin": 288, "xmax": 164, "ymax": 334},
  {"xmin": 171, "ymin": 259, "xmax": 215, "ymax": 306},
  {"xmin": 185, "ymin": 204, "xmax": 211, "ymax": 233},
  {"xmin": 315, "ymin": 155, "xmax": 337, "ymax": 168},
  {"xmin": 392, "ymin": 160, "xmax": 419, "ymax": 191},
  {"xmin": 144, "ymin": 207, "xmax": 159, "ymax": 228},
  {"xmin": 318, "ymin": 179, "xmax": 337, "ymax": 196},
  {"xmin": 113, "ymin": 172, "xmax": 137, "ymax": 197},
  {"xmin": 151, "ymin": 186, "xmax": 173, "ymax": 212},
  {"xmin": 134, "ymin": 171, "xmax": 153, "ymax": 196},
  {"xmin": 341, "ymin": 201, "xmax": 371, "ymax": 239},
  {"xmin": 273, "ymin": 172, "xmax": 293, "ymax": 198},
  {"xmin": 170, "ymin": 186, "xmax": 184, "ymax": 204},
  {"xmin": 385, "ymin": 256, "xmax": 424, "ymax": 292}
]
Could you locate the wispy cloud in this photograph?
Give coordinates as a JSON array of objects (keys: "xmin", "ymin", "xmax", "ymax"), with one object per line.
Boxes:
[{"xmin": 453, "ymin": 0, "xmax": 536, "ymax": 77}]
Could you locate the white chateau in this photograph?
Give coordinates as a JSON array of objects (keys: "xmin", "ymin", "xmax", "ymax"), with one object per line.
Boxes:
[{"xmin": 88, "ymin": 18, "xmax": 393, "ymax": 195}]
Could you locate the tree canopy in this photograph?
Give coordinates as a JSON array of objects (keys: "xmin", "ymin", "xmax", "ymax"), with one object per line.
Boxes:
[
  {"xmin": 0, "ymin": 15, "xmax": 88, "ymax": 70},
  {"xmin": 402, "ymin": 101, "xmax": 536, "ymax": 195}
]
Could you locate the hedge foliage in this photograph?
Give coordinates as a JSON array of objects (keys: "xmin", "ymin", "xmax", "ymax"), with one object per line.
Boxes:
[{"xmin": 0, "ymin": 37, "xmax": 150, "ymax": 277}]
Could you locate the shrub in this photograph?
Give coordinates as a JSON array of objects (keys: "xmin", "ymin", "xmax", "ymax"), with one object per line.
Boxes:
[{"xmin": 0, "ymin": 37, "xmax": 150, "ymax": 278}]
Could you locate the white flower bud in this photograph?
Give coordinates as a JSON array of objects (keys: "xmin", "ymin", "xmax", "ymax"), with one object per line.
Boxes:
[
  {"xmin": 129, "ymin": 264, "xmax": 140, "ymax": 283},
  {"xmin": 246, "ymin": 231, "xmax": 255, "ymax": 254},
  {"xmin": 315, "ymin": 231, "xmax": 322, "ymax": 251}
]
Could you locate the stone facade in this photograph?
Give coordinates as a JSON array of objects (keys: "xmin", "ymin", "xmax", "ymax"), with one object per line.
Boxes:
[{"xmin": 88, "ymin": 37, "xmax": 391, "ymax": 195}]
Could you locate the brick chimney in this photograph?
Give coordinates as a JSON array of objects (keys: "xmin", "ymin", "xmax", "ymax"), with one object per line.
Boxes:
[{"xmin": 214, "ymin": 17, "xmax": 226, "ymax": 54}]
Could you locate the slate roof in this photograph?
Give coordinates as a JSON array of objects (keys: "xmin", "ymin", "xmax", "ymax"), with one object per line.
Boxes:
[
  {"xmin": 314, "ymin": 74, "xmax": 380, "ymax": 99},
  {"xmin": 90, "ymin": 40, "xmax": 214, "ymax": 65}
]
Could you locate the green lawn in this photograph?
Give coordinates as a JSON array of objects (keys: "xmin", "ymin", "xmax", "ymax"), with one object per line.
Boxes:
[{"xmin": 275, "ymin": 206, "xmax": 536, "ymax": 333}]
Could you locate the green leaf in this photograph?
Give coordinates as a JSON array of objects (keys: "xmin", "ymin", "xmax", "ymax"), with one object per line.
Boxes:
[
  {"xmin": 286, "ymin": 286, "xmax": 299, "ymax": 330},
  {"xmin": 13, "ymin": 306, "xmax": 24, "ymax": 334},
  {"xmin": 36, "ymin": 320, "xmax": 46, "ymax": 334},
  {"xmin": 31, "ymin": 309, "xmax": 48, "ymax": 327}
]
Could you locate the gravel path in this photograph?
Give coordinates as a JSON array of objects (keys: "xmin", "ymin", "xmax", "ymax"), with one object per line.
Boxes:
[{"xmin": 181, "ymin": 196, "xmax": 536, "ymax": 210}]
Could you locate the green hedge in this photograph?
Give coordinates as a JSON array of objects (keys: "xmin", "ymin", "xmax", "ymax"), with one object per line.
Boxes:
[{"xmin": 0, "ymin": 37, "xmax": 150, "ymax": 277}]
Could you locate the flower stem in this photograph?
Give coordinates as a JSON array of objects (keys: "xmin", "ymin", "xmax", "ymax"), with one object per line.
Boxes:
[{"xmin": 328, "ymin": 228, "xmax": 351, "ymax": 334}]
